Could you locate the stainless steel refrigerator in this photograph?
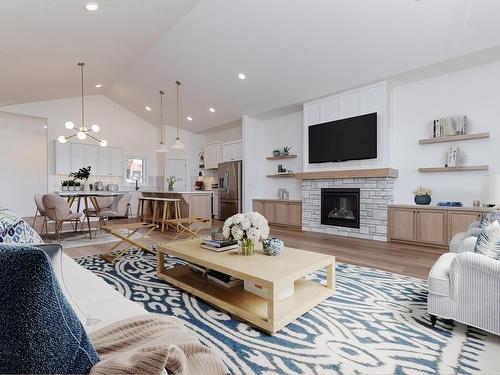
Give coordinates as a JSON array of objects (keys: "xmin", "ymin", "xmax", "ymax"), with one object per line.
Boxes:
[{"xmin": 218, "ymin": 160, "xmax": 242, "ymax": 220}]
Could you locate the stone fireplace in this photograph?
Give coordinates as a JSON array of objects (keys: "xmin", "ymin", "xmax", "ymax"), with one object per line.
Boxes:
[
  {"xmin": 321, "ymin": 188, "xmax": 360, "ymax": 228},
  {"xmin": 297, "ymin": 169, "xmax": 397, "ymax": 241}
]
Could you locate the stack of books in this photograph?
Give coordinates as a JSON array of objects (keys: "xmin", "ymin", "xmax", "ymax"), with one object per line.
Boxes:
[
  {"xmin": 201, "ymin": 238, "xmax": 238, "ymax": 252},
  {"xmin": 207, "ymin": 270, "xmax": 242, "ymax": 288}
]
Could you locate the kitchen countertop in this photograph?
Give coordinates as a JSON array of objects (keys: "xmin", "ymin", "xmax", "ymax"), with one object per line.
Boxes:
[{"xmin": 141, "ymin": 190, "xmax": 213, "ymax": 194}]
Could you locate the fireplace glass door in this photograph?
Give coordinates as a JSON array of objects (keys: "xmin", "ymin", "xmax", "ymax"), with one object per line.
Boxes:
[{"xmin": 321, "ymin": 188, "xmax": 360, "ymax": 228}]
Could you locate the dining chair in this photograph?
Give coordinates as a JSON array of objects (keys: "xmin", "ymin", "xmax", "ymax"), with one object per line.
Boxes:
[
  {"xmin": 42, "ymin": 194, "xmax": 83, "ymax": 239},
  {"xmin": 85, "ymin": 193, "xmax": 132, "ymax": 236},
  {"xmin": 32, "ymin": 194, "xmax": 48, "ymax": 235}
]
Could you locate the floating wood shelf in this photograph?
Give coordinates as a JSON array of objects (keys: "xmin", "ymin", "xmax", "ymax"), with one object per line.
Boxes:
[
  {"xmin": 266, "ymin": 173, "xmax": 296, "ymax": 178},
  {"xmin": 266, "ymin": 154, "xmax": 298, "ymax": 160},
  {"xmin": 418, "ymin": 165, "xmax": 489, "ymax": 173},
  {"xmin": 419, "ymin": 132, "xmax": 490, "ymax": 145}
]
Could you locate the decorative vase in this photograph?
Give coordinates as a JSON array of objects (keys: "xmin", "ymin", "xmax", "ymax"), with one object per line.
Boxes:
[
  {"xmin": 414, "ymin": 194, "xmax": 431, "ymax": 205},
  {"xmin": 83, "ymin": 181, "xmax": 90, "ymax": 192},
  {"xmin": 273, "ymin": 150, "xmax": 280, "ymax": 157},
  {"xmin": 283, "ymin": 151, "xmax": 289, "ymax": 156},
  {"xmin": 239, "ymin": 238, "xmax": 254, "ymax": 256},
  {"xmin": 168, "ymin": 186, "xmax": 174, "ymax": 192},
  {"xmin": 263, "ymin": 238, "xmax": 284, "ymax": 256}
]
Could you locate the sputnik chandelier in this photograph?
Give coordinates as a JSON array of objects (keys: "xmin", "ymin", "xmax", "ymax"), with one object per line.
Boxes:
[{"xmin": 58, "ymin": 62, "xmax": 107, "ymax": 147}]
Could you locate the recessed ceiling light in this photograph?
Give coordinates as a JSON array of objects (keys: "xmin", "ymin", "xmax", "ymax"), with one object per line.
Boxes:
[
  {"xmin": 145, "ymin": 106, "xmax": 152, "ymax": 111},
  {"xmin": 95, "ymin": 84, "xmax": 102, "ymax": 88},
  {"xmin": 238, "ymin": 73, "xmax": 246, "ymax": 80},
  {"xmin": 85, "ymin": 2, "xmax": 99, "ymax": 11},
  {"xmin": 186, "ymin": 116, "xmax": 193, "ymax": 121},
  {"xmin": 209, "ymin": 107, "xmax": 215, "ymax": 113}
]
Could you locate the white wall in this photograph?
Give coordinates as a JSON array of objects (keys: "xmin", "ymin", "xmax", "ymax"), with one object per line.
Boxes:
[
  {"xmin": 242, "ymin": 111, "xmax": 302, "ymax": 212},
  {"xmin": 1, "ymin": 95, "xmax": 204, "ymax": 191},
  {"xmin": 303, "ymin": 82, "xmax": 389, "ymax": 172},
  {"xmin": 201, "ymin": 120, "xmax": 242, "ymax": 143},
  {"xmin": 0, "ymin": 111, "xmax": 47, "ymax": 216},
  {"xmin": 391, "ymin": 60, "xmax": 500, "ymax": 205}
]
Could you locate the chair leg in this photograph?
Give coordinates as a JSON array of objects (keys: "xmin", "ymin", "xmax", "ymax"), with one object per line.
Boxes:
[
  {"xmin": 430, "ymin": 314, "xmax": 437, "ymax": 327},
  {"xmin": 32, "ymin": 209, "xmax": 39, "ymax": 230}
]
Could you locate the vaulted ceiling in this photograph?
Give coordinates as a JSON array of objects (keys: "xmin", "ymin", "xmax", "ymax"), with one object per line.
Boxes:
[{"xmin": 2, "ymin": 0, "xmax": 500, "ymax": 133}]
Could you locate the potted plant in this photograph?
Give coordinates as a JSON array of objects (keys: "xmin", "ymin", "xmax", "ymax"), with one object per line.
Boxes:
[
  {"xmin": 222, "ymin": 212, "xmax": 270, "ymax": 256},
  {"xmin": 74, "ymin": 181, "xmax": 81, "ymax": 191},
  {"xmin": 283, "ymin": 146, "xmax": 291, "ymax": 156},
  {"xmin": 68, "ymin": 180, "xmax": 75, "ymax": 191},
  {"xmin": 272, "ymin": 150, "xmax": 280, "ymax": 157},
  {"xmin": 69, "ymin": 166, "xmax": 92, "ymax": 192},
  {"xmin": 413, "ymin": 186, "xmax": 432, "ymax": 205},
  {"xmin": 61, "ymin": 180, "xmax": 68, "ymax": 191},
  {"xmin": 166, "ymin": 176, "xmax": 177, "ymax": 192}
]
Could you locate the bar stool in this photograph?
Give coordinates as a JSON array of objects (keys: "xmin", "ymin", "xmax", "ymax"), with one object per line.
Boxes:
[{"xmin": 159, "ymin": 198, "xmax": 181, "ymax": 232}]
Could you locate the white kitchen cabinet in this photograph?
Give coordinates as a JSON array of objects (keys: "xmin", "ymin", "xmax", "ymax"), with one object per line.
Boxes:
[
  {"xmin": 85, "ymin": 144, "xmax": 99, "ymax": 173},
  {"xmin": 55, "ymin": 142, "xmax": 124, "ymax": 177},
  {"xmin": 204, "ymin": 142, "xmax": 222, "ymax": 169},
  {"xmin": 98, "ymin": 147, "xmax": 110, "ymax": 176},
  {"xmin": 70, "ymin": 143, "xmax": 85, "ymax": 171},
  {"xmin": 55, "ymin": 142, "xmax": 71, "ymax": 175},
  {"xmin": 109, "ymin": 147, "xmax": 124, "ymax": 176},
  {"xmin": 221, "ymin": 140, "xmax": 242, "ymax": 162}
]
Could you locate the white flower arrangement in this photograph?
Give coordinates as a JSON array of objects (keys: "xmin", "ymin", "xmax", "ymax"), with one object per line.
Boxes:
[
  {"xmin": 413, "ymin": 186, "xmax": 432, "ymax": 196},
  {"xmin": 223, "ymin": 212, "xmax": 270, "ymax": 243}
]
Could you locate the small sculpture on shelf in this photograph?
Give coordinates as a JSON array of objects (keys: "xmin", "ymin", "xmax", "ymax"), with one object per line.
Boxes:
[
  {"xmin": 413, "ymin": 186, "xmax": 432, "ymax": 205},
  {"xmin": 282, "ymin": 146, "xmax": 291, "ymax": 156}
]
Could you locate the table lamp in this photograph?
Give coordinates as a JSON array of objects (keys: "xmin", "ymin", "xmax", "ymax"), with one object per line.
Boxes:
[{"xmin": 481, "ymin": 174, "xmax": 500, "ymax": 207}]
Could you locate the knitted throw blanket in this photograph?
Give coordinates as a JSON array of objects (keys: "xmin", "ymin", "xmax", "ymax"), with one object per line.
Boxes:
[{"xmin": 89, "ymin": 314, "xmax": 228, "ymax": 375}]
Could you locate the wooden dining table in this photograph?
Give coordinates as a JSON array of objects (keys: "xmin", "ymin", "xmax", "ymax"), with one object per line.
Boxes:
[{"xmin": 56, "ymin": 191, "xmax": 122, "ymax": 239}]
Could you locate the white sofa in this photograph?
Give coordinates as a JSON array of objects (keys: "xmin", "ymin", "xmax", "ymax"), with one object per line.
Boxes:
[{"xmin": 428, "ymin": 221, "xmax": 500, "ymax": 335}]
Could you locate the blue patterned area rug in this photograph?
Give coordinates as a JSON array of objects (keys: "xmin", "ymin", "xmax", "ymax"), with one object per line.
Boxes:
[{"xmin": 77, "ymin": 250, "xmax": 500, "ymax": 375}]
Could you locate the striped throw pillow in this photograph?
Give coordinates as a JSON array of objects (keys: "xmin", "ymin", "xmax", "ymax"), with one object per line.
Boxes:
[
  {"xmin": 480, "ymin": 211, "xmax": 500, "ymax": 228},
  {"xmin": 474, "ymin": 220, "xmax": 500, "ymax": 260}
]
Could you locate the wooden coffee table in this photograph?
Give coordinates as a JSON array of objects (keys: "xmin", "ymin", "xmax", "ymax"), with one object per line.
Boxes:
[{"xmin": 157, "ymin": 239, "xmax": 335, "ymax": 334}]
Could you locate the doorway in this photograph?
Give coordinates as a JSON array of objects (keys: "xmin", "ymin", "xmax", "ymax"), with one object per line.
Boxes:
[{"xmin": 166, "ymin": 159, "xmax": 187, "ymax": 192}]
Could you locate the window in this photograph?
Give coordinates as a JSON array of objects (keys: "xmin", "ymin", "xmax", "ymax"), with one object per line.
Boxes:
[{"xmin": 126, "ymin": 158, "xmax": 145, "ymax": 184}]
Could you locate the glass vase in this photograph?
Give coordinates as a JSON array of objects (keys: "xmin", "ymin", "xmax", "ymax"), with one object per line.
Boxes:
[{"xmin": 239, "ymin": 239, "xmax": 254, "ymax": 256}]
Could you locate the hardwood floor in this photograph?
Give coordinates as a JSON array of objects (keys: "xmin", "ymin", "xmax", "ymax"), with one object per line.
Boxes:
[{"xmin": 61, "ymin": 219, "xmax": 444, "ymax": 279}]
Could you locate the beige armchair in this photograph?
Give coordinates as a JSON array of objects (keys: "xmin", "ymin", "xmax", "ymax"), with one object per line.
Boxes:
[{"xmin": 42, "ymin": 194, "xmax": 83, "ymax": 239}]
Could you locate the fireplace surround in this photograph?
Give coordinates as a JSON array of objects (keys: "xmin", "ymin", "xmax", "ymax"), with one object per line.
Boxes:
[{"xmin": 321, "ymin": 188, "xmax": 360, "ymax": 228}]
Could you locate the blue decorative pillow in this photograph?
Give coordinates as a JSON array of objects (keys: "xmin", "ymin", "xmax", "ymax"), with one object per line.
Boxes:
[
  {"xmin": 474, "ymin": 221, "xmax": 500, "ymax": 260},
  {"xmin": 0, "ymin": 245, "xmax": 99, "ymax": 374},
  {"xmin": 0, "ymin": 208, "xmax": 42, "ymax": 244},
  {"xmin": 480, "ymin": 211, "xmax": 500, "ymax": 229}
]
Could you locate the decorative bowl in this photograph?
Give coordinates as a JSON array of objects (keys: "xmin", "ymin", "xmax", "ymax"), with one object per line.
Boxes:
[
  {"xmin": 262, "ymin": 238, "xmax": 284, "ymax": 256},
  {"xmin": 272, "ymin": 150, "xmax": 280, "ymax": 157}
]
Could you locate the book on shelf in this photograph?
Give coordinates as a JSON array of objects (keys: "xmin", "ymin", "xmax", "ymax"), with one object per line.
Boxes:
[
  {"xmin": 446, "ymin": 145, "xmax": 458, "ymax": 167},
  {"xmin": 206, "ymin": 270, "xmax": 242, "ymax": 288}
]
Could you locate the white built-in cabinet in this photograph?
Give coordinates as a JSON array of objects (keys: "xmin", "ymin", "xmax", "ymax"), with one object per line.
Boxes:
[
  {"xmin": 204, "ymin": 142, "xmax": 222, "ymax": 169},
  {"xmin": 221, "ymin": 140, "xmax": 242, "ymax": 162},
  {"xmin": 55, "ymin": 141, "xmax": 124, "ymax": 177},
  {"xmin": 203, "ymin": 140, "xmax": 242, "ymax": 169}
]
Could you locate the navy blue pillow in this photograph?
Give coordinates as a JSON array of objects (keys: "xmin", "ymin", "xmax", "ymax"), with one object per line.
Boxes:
[{"xmin": 0, "ymin": 245, "xmax": 99, "ymax": 374}]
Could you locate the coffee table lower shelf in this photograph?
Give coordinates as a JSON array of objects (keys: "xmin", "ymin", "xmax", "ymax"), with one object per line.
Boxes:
[{"xmin": 157, "ymin": 264, "xmax": 334, "ymax": 334}]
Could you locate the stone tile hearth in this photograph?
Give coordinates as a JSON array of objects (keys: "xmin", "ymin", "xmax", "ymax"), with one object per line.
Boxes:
[{"xmin": 301, "ymin": 177, "xmax": 394, "ymax": 241}]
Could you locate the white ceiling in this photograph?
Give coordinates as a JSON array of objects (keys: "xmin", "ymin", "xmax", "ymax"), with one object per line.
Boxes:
[{"xmin": 2, "ymin": 0, "xmax": 500, "ymax": 133}]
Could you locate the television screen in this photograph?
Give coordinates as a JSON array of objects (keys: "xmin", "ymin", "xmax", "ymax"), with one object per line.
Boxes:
[{"xmin": 308, "ymin": 112, "xmax": 377, "ymax": 163}]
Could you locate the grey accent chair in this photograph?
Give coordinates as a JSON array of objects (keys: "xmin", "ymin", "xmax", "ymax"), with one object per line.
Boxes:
[
  {"xmin": 427, "ymin": 220, "xmax": 500, "ymax": 335},
  {"xmin": 84, "ymin": 193, "xmax": 132, "ymax": 236},
  {"xmin": 42, "ymin": 194, "xmax": 83, "ymax": 239}
]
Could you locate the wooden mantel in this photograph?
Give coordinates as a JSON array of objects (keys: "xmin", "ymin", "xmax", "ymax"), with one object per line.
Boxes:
[{"xmin": 294, "ymin": 168, "xmax": 399, "ymax": 180}]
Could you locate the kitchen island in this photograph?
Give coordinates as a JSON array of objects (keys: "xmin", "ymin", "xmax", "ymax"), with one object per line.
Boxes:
[{"xmin": 141, "ymin": 191, "xmax": 213, "ymax": 227}]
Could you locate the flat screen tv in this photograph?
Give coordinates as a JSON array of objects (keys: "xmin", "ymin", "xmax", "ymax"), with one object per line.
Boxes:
[{"xmin": 308, "ymin": 112, "xmax": 377, "ymax": 163}]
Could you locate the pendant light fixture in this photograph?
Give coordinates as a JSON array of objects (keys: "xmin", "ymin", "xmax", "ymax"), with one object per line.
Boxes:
[
  {"xmin": 155, "ymin": 90, "xmax": 168, "ymax": 153},
  {"xmin": 58, "ymin": 62, "xmax": 107, "ymax": 147},
  {"xmin": 170, "ymin": 80, "xmax": 185, "ymax": 150}
]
